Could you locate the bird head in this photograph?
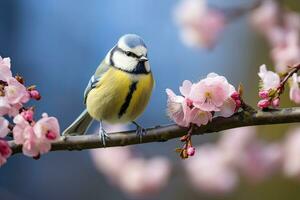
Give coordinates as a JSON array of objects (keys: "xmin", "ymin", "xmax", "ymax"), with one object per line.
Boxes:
[{"xmin": 106, "ymin": 34, "xmax": 150, "ymax": 74}]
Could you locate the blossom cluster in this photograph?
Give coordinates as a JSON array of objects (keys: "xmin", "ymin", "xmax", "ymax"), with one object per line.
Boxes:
[
  {"xmin": 166, "ymin": 73, "xmax": 240, "ymax": 158},
  {"xmin": 166, "ymin": 73, "xmax": 240, "ymax": 128},
  {"xmin": 91, "ymin": 126, "xmax": 300, "ymax": 196},
  {"xmin": 89, "ymin": 125, "xmax": 171, "ymax": 198},
  {"xmin": 90, "ymin": 147, "xmax": 171, "ymax": 198},
  {"xmin": 184, "ymin": 126, "xmax": 300, "ymax": 195},
  {"xmin": 257, "ymin": 64, "xmax": 300, "ymax": 108},
  {"xmin": 173, "ymin": 0, "xmax": 226, "ymax": 48},
  {"xmin": 251, "ymin": 0, "xmax": 300, "ymax": 73},
  {"xmin": 0, "ymin": 56, "xmax": 60, "ymax": 165},
  {"xmin": 257, "ymin": 64, "xmax": 281, "ymax": 108}
]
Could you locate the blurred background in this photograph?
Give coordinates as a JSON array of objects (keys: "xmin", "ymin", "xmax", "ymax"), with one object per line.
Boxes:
[{"xmin": 1, "ymin": 0, "xmax": 300, "ymax": 199}]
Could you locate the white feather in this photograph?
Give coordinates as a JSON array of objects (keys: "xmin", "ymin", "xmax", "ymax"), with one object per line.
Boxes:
[{"xmin": 112, "ymin": 51, "xmax": 138, "ymax": 71}]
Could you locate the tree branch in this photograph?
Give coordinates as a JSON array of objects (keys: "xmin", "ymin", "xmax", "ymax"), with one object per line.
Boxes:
[{"xmin": 9, "ymin": 107, "xmax": 300, "ymax": 155}]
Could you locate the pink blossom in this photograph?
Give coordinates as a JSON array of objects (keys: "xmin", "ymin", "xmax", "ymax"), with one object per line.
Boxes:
[
  {"xmin": 219, "ymin": 97, "xmax": 237, "ymax": 117},
  {"xmin": 186, "ymin": 107, "xmax": 212, "ymax": 127},
  {"xmin": 166, "ymin": 83, "xmax": 212, "ymax": 127},
  {"xmin": 22, "ymin": 128, "xmax": 51, "ymax": 157},
  {"xmin": 90, "ymin": 147, "xmax": 132, "ymax": 181},
  {"xmin": 167, "ymin": 75, "xmax": 236, "ymax": 126},
  {"xmin": 0, "ymin": 117, "xmax": 10, "ymax": 138},
  {"xmin": 195, "ymin": 110, "xmax": 212, "ymax": 126},
  {"xmin": 271, "ymin": 30, "xmax": 300, "ymax": 73},
  {"xmin": 4, "ymin": 77, "xmax": 30, "ymax": 105},
  {"xmin": 33, "ymin": 113, "xmax": 60, "ymax": 141},
  {"xmin": 118, "ymin": 157, "xmax": 171, "ymax": 198},
  {"xmin": 174, "ymin": 0, "xmax": 226, "ymax": 48},
  {"xmin": 13, "ymin": 114, "xmax": 31, "ymax": 144},
  {"xmin": 190, "ymin": 73, "xmax": 232, "ymax": 112},
  {"xmin": 289, "ymin": 73, "xmax": 300, "ymax": 104},
  {"xmin": 141, "ymin": 157, "xmax": 171, "ymax": 195},
  {"xmin": 184, "ymin": 144, "xmax": 238, "ymax": 194},
  {"xmin": 250, "ymin": 0, "xmax": 279, "ymax": 34},
  {"xmin": 283, "ymin": 128, "xmax": 300, "ymax": 177},
  {"xmin": 219, "ymin": 84, "xmax": 238, "ymax": 117},
  {"xmin": 166, "ymin": 80, "xmax": 198, "ymax": 127},
  {"xmin": 179, "ymin": 80, "xmax": 193, "ymax": 98},
  {"xmin": 13, "ymin": 113, "xmax": 59, "ymax": 157},
  {"xmin": 118, "ymin": 159, "xmax": 146, "ymax": 197},
  {"xmin": 0, "ymin": 56, "xmax": 12, "ymax": 82},
  {"xmin": 220, "ymin": 127, "xmax": 282, "ymax": 182},
  {"xmin": 0, "ymin": 97, "xmax": 11, "ymax": 116},
  {"xmin": 7, "ymin": 103, "xmax": 22, "ymax": 117},
  {"xmin": 237, "ymin": 142, "xmax": 282, "ymax": 182},
  {"xmin": 258, "ymin": 64, "xmax": 280, "ymax": 91},
  {"xmin": 219, "ymin": 127, "xmax": 257, "ymax": 164},
  {"xmin": 166, "ymin": 88, "xmax": 188, "ymax": 127},
  {"xmin": 0, "ymin": 140, "xmax": 12, "ymax": 166}
]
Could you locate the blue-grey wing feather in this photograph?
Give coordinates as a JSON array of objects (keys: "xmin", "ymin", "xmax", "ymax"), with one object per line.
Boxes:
[{"xmin": 83, "ymin": 61, "xmax": 110, "ymax": 104}]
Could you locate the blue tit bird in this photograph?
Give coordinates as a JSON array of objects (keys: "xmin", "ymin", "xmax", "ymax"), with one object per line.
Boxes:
[{"xmin": 62, "ymin": 34, "xmax": 154, "ymax": 145}]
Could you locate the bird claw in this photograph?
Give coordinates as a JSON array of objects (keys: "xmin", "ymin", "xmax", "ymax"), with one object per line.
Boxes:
[
  {"xmin": 135, "ymin": 124, "xmax": 146, "ymax": 142},
  {"xmin": 99, "ymin": 128, "xmax": 110, "ymax": 146}
]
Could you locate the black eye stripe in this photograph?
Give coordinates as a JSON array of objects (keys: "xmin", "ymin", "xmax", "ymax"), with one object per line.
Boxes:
[
  {"xmin": 115, "ymin": 46, "xmax": 140, "ymax": 58},
  {"xmin": 125, "ymin": 51, "xmax": 138, "ymax": 58}
]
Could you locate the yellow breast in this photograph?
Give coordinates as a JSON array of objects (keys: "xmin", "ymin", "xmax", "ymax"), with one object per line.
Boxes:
[{"xmin": 86, "ymin": 68, "xmax": 154, "ymax": 124}]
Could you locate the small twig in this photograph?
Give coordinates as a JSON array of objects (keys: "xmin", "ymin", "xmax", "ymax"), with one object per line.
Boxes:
[{"xmin": 277, "ymin": 64, "xmax": 300, "ymax": 95}]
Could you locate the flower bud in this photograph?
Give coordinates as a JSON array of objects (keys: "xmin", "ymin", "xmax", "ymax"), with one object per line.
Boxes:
[
  {"xmin": 21, "ymin": 109, "xmax": 34, "ymax": 122},
  {"xmin": 259, "ymin": 90, "xmax": 269, "ymax": 99},
  {"xmin": 231, "ymin": 92, "xmax": 240, "ymax": 100},
  {"xmin": 46, "ymin": 130, "xmax": 57, "ymax": 140},
  {"xmin": 257, "ymin": 99, "xmax": 271, "ymax": 109},
  {"xmin": 29, "ymin": 90, "xmax": 41, "ymax": 100},
  {"xmin": 272, "ymin": 98, "xmax": 280, "ymax": 108},
  {"xmin": 187, "ymin": 146, "xmax": 195, "ymax": 156}
]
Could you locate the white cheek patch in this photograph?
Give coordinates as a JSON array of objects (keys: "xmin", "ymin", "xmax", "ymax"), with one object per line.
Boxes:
[{"xmin": 113, "ymin": 51, "xmax": 138, "ymax": 71}]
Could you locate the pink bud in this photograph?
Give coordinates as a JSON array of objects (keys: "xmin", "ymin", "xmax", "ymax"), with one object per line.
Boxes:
[
  {"xmin": 231, "ymin": 92, "xmax": 240, "ymax": 100},
  {"xmin": 21, "ymin": 110, "xmax": 34, "ymax": 122},
  {"xmin": 257, "ymin": 99, "xmax": 271, "ymax": 109},
  {"xmin": 259, "ymin": 90, "xmax": 269, "ymax": 99},
  {"xmin": 46, "ymin": 131, "xmax": 57, "ymax": 140},
  {"xmin": 272, "ymin": 98, "xmax": 280, "ymax": 108},
  {"xmin": 187, "ymin": 147, "xmax": 195, "ymax": 156},
  {"xmin": 29, "ymin": 90, "xmax": 41, "ymax": 100}
]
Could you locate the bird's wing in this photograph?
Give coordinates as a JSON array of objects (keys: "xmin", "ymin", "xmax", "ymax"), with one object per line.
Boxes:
[{"xmin": 83, "ymin": 61, "xmax": 110, "ymax": 104}]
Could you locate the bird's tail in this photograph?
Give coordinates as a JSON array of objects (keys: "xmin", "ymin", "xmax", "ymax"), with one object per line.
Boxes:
[{"xmin": 62, "ymin": 109, "xmax": 93, "ymax": 136}]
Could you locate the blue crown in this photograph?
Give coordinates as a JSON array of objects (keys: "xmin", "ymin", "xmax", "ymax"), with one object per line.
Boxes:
[{"xmin": 121, "ymin": 34, "xmax": 146, "ymax": 48}]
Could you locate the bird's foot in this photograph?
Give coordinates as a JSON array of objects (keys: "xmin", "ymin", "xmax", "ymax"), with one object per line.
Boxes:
[
  {"xmin": 98, "ymin": 127, "xmax": 110, "ymax": 146},
  {"xmin": 133, "ymin": 121, "xmax": 146, "ymax": 142}
]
